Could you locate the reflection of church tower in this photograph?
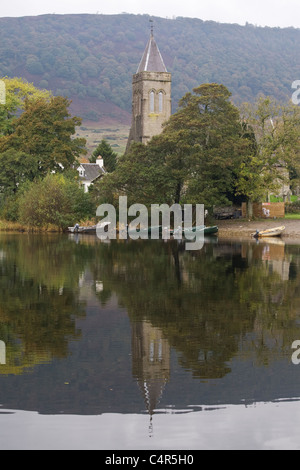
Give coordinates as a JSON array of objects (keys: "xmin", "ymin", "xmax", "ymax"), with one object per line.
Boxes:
[
  {"xmin": 131, "ymin": 321, "xmax": 170, "ymax": 419},
  {"xmin": 126, "ymin": 26, "xmax": 172, "ymax": 151}
]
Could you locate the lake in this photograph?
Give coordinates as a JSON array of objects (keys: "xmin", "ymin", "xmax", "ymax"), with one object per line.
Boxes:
[{"xmin": 0, "ymin": 232, "xmax": 300, "ymax": 450}]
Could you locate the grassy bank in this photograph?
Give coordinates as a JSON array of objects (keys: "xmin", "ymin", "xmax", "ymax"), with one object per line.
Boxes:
[
  {"xmin": 285, "ymin": 214, "xmax": 300, "ymax": 220},
  {"xmin": 0, "ymin": 220, "xmax": 63, "ymax": 232},
  {"xmin": 0, "ymin": 217, "xmax": 97, "ymax": 233},
  {"xmin": 0, "ymin": 220, "xmax": 27, "ymax": 231}
]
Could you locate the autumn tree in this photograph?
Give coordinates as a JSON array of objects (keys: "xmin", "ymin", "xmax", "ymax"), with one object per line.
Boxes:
[
  {"xmin": 0, "ymin": 95, "xmax": 87, "ymax": 175},
  {"xmin": 0, "ymin": 77, "xmax": 52, "ymax": 136},
  {"xmin": 236, "ymin": 97, "xmax": 300, "ymax": 216}
]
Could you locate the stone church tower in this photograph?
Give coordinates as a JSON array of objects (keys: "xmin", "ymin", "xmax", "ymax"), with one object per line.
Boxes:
[{"xmin": 126, "ymin": 30, "xmax": 172, "ymax": 151}]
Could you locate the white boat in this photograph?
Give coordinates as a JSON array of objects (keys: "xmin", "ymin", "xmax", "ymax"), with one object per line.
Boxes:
[
  {"xmin": 68, "ymin": 222, "xmax": 111, "ymax": 234},
  {"xmin": 68, "ymin": 225, "xmax": 97, "ymax": 234}
]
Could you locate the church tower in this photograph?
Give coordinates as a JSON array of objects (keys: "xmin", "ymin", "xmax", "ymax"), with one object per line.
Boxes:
[{"xmin": 126, "ymin": 28, "xmax": 172, "ymax": 151}]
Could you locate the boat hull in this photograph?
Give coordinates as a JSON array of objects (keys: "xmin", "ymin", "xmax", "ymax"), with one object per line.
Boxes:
[
  {"xmin": 204, "ymin": 226, "xmax": 219, "ymax": 235},
  {"xmin": 254, "ymin": 226, "xmax": 285, "ymax": 238},
  {"xmin": 69, "ymin": 224, "xmax": 219, "ymax": 237},
  {"xmin": 128, "ymin": 225, "xmax": 162, "ymax": 236},
  {"xmin": 68, "ymin": 226, "xmax": 97, "ymax": 234},
  {"xmin": 68, "ymin": 223, "xmax": 110, "ymax": 234},
  {"xmin": 182, "ymin": 226, "xmax": 218, "ymax": 236}
]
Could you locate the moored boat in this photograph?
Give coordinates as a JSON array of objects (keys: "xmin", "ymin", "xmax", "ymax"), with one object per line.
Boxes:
[
  {"xmin": 68, "ymin": 222, "xmax": 111, "ymax": 234},
  {"xmin": 181, "ymin": 225, "xmax": 219, "ymax": 236},
  {"xmin": 204, "ymin": 226, "xmax": 219, "ymax": 235},
  {"xmin": 68, "ymin": 225, "xmax": 97, "ymax": 234},
  {"xmin": 128, "ymin": 225, "xmax": 163, "ymax": 236},
  {"xmin": 253, "ymin": 226, "xmax": 285, "ymax": 238}
]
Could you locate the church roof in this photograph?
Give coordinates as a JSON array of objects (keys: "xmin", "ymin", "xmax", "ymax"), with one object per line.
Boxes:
[{"xmin": 137, "ymin": 34, "xmax": 168, "ymax": 73}]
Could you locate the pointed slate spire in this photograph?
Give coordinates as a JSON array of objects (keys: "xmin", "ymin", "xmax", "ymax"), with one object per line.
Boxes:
[
  {"xmin": 126, "ymin": 22, "xmax": 171, "ymax": 151},
  {"xmin": 137, "ymin": 31, "xmax": 168, "ymax": 73}
]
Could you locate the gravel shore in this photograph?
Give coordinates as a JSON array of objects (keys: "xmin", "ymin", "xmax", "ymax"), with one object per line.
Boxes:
[{"xmin": 217, "ymin": 218, "xmax": 300, "ymax": 240}]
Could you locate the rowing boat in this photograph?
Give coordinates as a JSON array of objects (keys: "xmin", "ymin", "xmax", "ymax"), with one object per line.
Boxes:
[
  {"xmin": 68, "ymin": 222, "xmax": 111, "ymax": 234},
  {"xmin": 68, "ymin": 225, "xmax": 97, "ymax": 234},
  {"xmin": 182, "ymin": 225, "xmax": 219, "ymax": 236},
  {"xmin": 203, "ymin": 226, "xmax": 219, "ymax": 235},
  {"xmin": 127, "ymin": 225, "xmax": 219, "ymax": 237},
  {"xmin": 127, "ymin": 225, "xmax": 162, "ymax": 236},
  {"xmin": 253, "ymin": 226, "xmax": 285, "ymax": 238}
]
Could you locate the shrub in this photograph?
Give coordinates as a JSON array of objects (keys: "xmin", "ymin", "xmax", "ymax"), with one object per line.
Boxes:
[{"xmin": 18, "ymin": 173, "xmax": 95, "ymax": 229}]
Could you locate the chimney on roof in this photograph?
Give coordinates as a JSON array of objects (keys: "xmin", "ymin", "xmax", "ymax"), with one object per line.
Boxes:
[{"xmin": 96, "ymin": 156, "xmax": 104, "ymax": 168}]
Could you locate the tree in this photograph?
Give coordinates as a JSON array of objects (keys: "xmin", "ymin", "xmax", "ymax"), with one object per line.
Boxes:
[
  {"xmin": 0, "ymin": 96, "xmax": 87, "ymax": 175},
  {"xmin": 0, "ymin": 149, "xmax": 38, "ymax": 195},
  {"xmin": 152, "ymin": 83, "xmax": 248, "ymax": 206},
  {"xmin": 90, "ymin": 139, "xmax": 117, "ymax": 173},
  {"xmin": 91, "ymin": 141, "xmax": 174, "ymax": 208},
  {"xmin": 95, "ymin": 84, "xmax": 249, "ymax": 209},
  {"xmin": 236, "ymin": 97, "xmax": 300, "ymax": 216},
  {"xmin": 0, "ymin": 77, "xmax": 52, "ymax": 136}
]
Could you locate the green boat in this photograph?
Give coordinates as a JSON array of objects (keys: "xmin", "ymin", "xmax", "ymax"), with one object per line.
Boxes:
[
  {"xmin": 127, "ymin": 225, "xmax": 218, "ymax": 237},
  {"xmin": 204, "ymin": 226, "xmax": 218, "ymax": 235},
  {"xmin": 182, "ymin": 225, "xmax": 219, "ymax": 236},
  {"xmin": 128, "ymin": 225, "xmax": 162, "ymax": 236}
]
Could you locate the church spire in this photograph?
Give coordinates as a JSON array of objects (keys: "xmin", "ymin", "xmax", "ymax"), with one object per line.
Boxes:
[
  {"xmin": 126, "ymin": 24, "xmax": 171, "ymax": 151},
  {"xmin": 136, "ymin": 24, "xmax": 168, "ymax": 73}
]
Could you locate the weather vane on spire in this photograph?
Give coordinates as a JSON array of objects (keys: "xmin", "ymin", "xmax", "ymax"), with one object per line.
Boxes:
[{"xmin": 149, "ymin": 19, "xmax": 154, "ymax": 37}]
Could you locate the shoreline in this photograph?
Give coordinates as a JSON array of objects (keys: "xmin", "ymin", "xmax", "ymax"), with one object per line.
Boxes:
[
  {"xmin": 217, "ymin": 218, "xmax": 300, "ymax": 240},
  {"xmin": 0, "ymin": 218, "xmax": 300, "ymax": 241},
  {"xmin": 0, "ymin": 221, "xmax": 63, "ymax": 233}
]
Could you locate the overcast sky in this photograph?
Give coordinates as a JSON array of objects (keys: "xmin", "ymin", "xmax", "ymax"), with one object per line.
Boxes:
[{"xmin": 1, "ymin": 0, "xmax": 300, "ymax": 28}]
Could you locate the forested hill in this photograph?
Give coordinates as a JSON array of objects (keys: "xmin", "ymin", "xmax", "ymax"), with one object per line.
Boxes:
[{"xmin": 0, "ymin": 13, "xmax": 299, "ymax": 124}]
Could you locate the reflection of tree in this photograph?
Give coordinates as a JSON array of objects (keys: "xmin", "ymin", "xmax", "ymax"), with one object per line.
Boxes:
[
  {"xmin": 2, "ymin": 232, "xmax": 300, "ymax": 386},
  {"xmin": 89, "ymin": 240, "xmax": 251, "ymax": 379},
  {"xmin": 88, "ymin": 238, "xmax": 300, "ymax": 379},
  {"xmin": 235, "ymin": 241, "xmax": 300, "ymax": 366},
  {"xmin": 0, "ymin": 234, "xmax": 90, "ymax": 374},
  {"xmin": 6, "ymin": 234, "xmax": 92, "ymax": 289}
]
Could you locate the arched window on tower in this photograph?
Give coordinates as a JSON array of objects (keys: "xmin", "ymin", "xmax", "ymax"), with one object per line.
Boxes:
[
  {"xmin": 149, "ymin": 90, "xmax": 155, "ymax": 113},
  {"xmin": 158, "ymin": 91, "xmax": 164, "ymax": 113}
]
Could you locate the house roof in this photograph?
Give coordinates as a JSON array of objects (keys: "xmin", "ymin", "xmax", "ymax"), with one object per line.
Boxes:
[
  {"xmin": 137, "ymin": 34, "xmax": 168, "ymax": 73},
  {"xmin": 78, "ymin": 163, "xmax": 105, "ymax": 183}
]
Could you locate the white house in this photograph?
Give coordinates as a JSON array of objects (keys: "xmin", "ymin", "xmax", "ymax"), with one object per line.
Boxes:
[{"xmin": 77, "ymin": 157, "xmax": 105, "ymax": 193}]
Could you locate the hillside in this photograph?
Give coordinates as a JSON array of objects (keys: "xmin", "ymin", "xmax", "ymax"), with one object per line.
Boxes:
[{"xmin": 0, "ymin": 13, "xmax": 299, "ymax": 127}]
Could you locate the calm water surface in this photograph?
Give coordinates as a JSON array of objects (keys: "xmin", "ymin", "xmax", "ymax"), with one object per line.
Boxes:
[{"xmin": 1, "ymin": 232, "xmax": 300, "ymax": 449}]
